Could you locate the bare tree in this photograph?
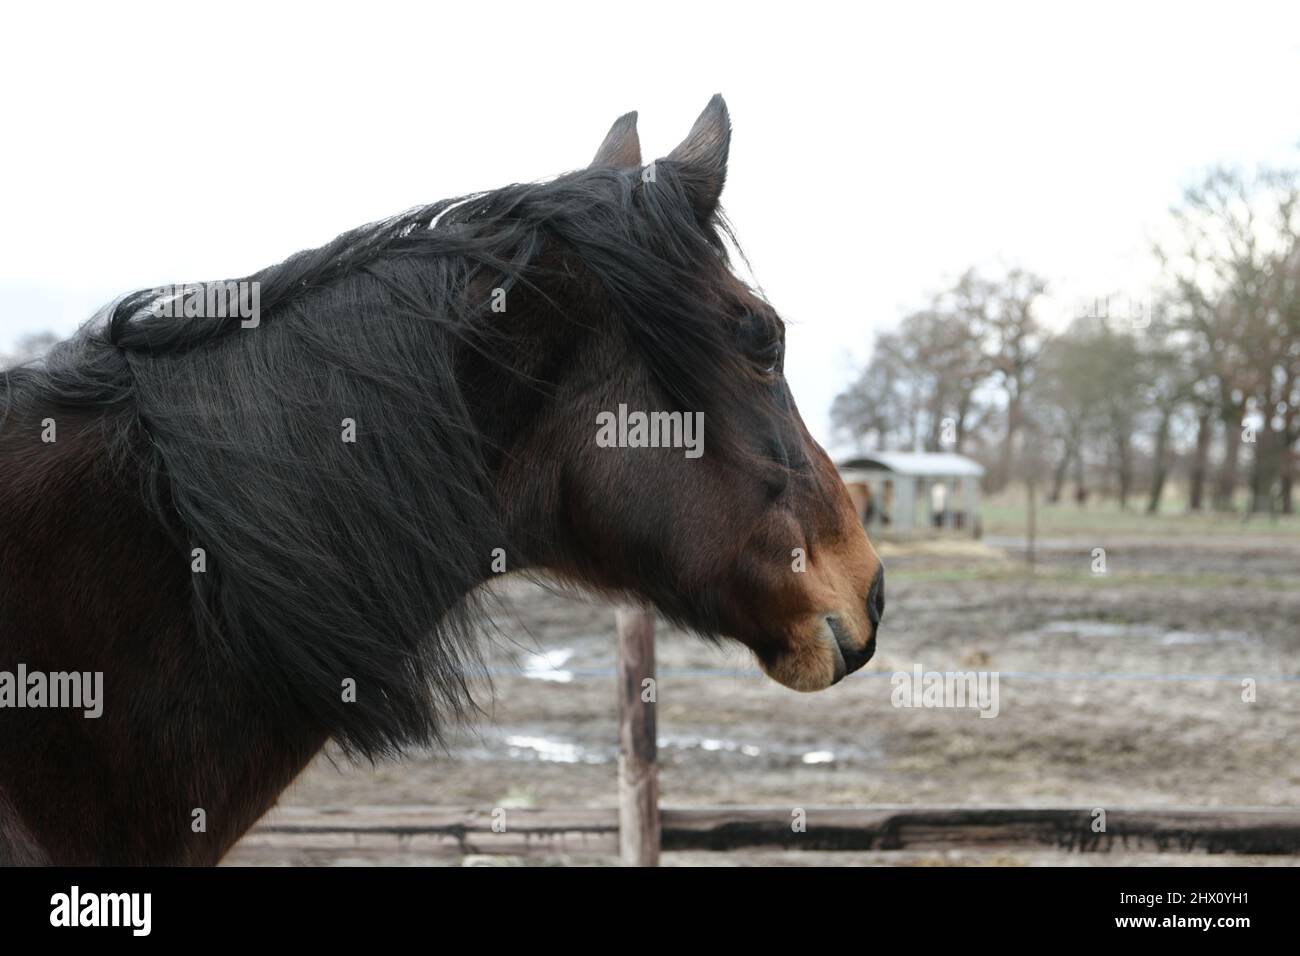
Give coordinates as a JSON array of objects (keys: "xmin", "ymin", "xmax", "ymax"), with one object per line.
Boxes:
[
  {"xmin": 965, "ymin": 268, "xmax": 1048, "ymax": 492},
  {"xmin": 1157, "ymin": 165, "xmax": 1300, "ymax": 513}
]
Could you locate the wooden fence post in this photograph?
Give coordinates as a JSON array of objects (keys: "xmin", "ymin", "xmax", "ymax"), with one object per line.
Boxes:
[{"xmin": 616, "ymin": 607, "xmax": 660, "ymax": 866}]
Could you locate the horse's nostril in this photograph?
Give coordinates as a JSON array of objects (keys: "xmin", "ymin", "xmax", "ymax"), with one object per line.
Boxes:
[{"xmin": 867, "ymin": 568, "xmax": 885, "ymax": 628}]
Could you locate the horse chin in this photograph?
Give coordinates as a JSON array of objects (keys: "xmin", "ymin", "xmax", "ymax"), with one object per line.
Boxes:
[
  {"xmin": 760, "ymin": 654, "xmax": 841, "ymax": 692},
  {"xmin": 757, "ymin": 612, "xmax": 877, "ymax": 692}
]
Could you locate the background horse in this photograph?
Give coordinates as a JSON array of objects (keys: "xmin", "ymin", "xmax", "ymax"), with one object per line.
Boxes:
[{"xmin": 0, "ymin": 97, "xmax": 883, "ymax": 864}]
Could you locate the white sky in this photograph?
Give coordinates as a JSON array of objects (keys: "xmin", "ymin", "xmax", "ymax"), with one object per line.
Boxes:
[{"xmin": 3, "ymin": 0, "xmax": 1299, "ymax": 449}]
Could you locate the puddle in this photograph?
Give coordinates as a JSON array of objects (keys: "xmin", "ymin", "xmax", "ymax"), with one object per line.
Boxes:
[
  {"xmin": 1024, "ymin": 620, "xmax": 1255, "ymax": 645},
  {"xmin": 502, "ymin": 734, "xmax": 604, "ymax": 764},
  {"xmin": 1158, "ymin": 630, "xmax": 1252, "ymax": 646},
  {"xmin": 660, "ymin": 734, "xmax": 763, "ymax": 757},
  {"xmin": 520, "ymin": 648, "xmax": 575, "ymax": 683},
  {"xmin": 1037, "ymin": 621, "xmax": 1160, "ymax": 639},
  {"xmin": 448, "ymin": 730, "xmax": 882, "ymax": 767}
]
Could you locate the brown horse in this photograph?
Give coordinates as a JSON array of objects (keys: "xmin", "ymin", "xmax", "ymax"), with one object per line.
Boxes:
[{"xmin": 0, "ymin": 96, "xmax": 883, "ymax": 864}]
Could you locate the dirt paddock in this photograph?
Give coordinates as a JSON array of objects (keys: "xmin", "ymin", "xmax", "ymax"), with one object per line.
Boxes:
[{"xmin": 227, "ymin": 517, "xmax": 1300, "ymax": 866}]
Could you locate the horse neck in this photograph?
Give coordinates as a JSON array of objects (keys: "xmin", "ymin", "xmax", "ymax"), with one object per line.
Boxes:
[{"xmin": 0, "ymin": 406, "xmax": 327, "ymax": 864}]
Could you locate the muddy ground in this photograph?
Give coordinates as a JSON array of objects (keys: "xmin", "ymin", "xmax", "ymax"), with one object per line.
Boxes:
[{"xmin": 226, "ymin": 526, "xmax": 1300, "ymax": 866}]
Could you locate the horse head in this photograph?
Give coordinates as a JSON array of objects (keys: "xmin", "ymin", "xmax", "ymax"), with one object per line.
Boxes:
[{"xmin": 481, "ymin": 97, "xmax": 885, "ymax": 690}]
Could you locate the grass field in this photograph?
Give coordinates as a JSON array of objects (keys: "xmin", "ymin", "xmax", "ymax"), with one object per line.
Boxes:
[{"xmin": 980, "ymin": 491, "xmax": 1300, "ymax": 538}]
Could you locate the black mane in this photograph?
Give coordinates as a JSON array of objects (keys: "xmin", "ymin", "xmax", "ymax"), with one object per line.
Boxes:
[{"xmin": 1, "ymin": 161, "xmax": 757, "ymax": 757}]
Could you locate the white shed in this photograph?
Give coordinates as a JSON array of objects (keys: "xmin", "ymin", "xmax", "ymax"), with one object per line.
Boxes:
[{"xmin": 838, "ymin": 452, "xmax": 985, "ymax": 538}]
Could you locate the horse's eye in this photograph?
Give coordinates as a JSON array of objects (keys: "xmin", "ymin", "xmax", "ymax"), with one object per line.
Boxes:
[{"xmin": 739, "ymin": 311, "xmax": 783, "ymax": 376}]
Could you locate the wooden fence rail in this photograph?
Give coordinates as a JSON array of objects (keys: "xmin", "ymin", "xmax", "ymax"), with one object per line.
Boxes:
[{"xmin": 235, "ymin": 805, "xmax": 1300, "ymax": 863}]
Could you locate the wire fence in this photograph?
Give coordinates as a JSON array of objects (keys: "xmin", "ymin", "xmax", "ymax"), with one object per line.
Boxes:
[{"xmin": 484, "ymin": 665, "xmax": 1300, "ymax": 683}]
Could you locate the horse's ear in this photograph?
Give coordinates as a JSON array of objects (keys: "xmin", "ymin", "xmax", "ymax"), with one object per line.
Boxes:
[
  {"xmin": 591, "ymin": 111, "xmax": 641, "ymax": 168},
  {"xmin": 666, "ymin": 94, "xmax": 731, "ymax": 222}
]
